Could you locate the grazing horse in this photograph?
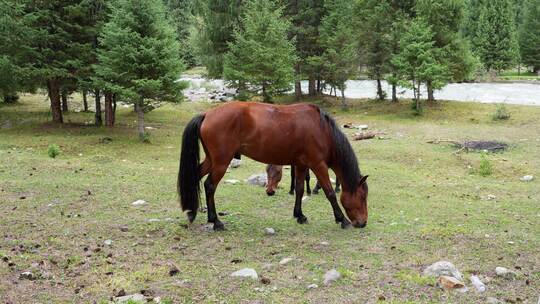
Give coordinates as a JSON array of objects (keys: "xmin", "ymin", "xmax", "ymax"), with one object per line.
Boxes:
[
  {"xmin": 266, "ymin": 165, "xmax": 340, "ymax": 196},
  {"xmin": 265, "ymin": 165, "xmax": 312, "ymax": 196},
  {"xmin": 178, "ymin": 102, "xmax": 368, "ymax": 231}
]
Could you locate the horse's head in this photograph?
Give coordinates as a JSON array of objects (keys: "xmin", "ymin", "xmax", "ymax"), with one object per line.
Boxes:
[
  {"xmin": 265, "ymin": 165, "xmax": 283, "ymax": 196},
  {"xmin": 340, "ymin": 175, "xmax": 368, "ymax": 228}
]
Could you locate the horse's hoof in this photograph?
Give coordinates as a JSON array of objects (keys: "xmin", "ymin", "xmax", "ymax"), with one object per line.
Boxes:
[
  {"xmin": 312, "ymin": 190, "xmax": 319, "ymax": 195},
  {"xmin": 187, "ymin": 211, "xmax": 197, "ymax": 223},
  {"xmin": 296, "ymin": 216, "xmax": 308, "ymax": 224},
  {"xmin": 306, "ymin": 190, "xmax": 312, "ymax": 196},
  {"xmin": 341, "ymin": 220, "xmax": 352, "ymax": 229},
  {"xmin": 288, "ymin": 191, "xmax": 294, "ymax": 195},
  {"xmin": 213, "ymin": 221, "xmax": 225, "ymax": 231}
]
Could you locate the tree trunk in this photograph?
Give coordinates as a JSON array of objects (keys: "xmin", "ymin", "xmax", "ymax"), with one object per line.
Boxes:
[
  {"xmin": 113, "ymin": 93, "xmax": 117, "ymax": 116},
  {"xmin": 94, "ymin": 89, "xmax": 102, "ymax": 126},
  {"xmin": 308, "ymin": 76, "xmax": 316, "ymax": 96},
  {"xmin": 294, "ymin": 64, "xmax": 302, "ymax": 100},
  {"xmin": 340, "ymin": 87, "xmax": 347, "ymax": 110},
  {"xmin": 61, "ymin": 91, "xmax": 68, "ymax": 112},
  {"xmin": 82, "ymin": 90, "xmax": 88, "ymax": 112},
  {"xmin": 47, "ymin": 79, "xmax": 63, "ymax": 123},
  {"xmin": 392, "ymin": 83, "xmax": 397, "ymax": 102},
  {"xmin": 136, "ymin": 97, "xmax": 145, "ymax": 139},
  {"xmin": 416, "ymin": 83, "xmax": 421, "ymax": 111},
  {"xmin": 376, "ymin": 79, "xmax": 384, "ymax": 100},
  {"xmin": 104, "ymin": 92, "xmax": 114, "ymax": 127},
  {"xmin": 427, "ymin": 80, "xmax": 434, "ymax": 102},
  {"xmin": 316, "ymin": 78, "xmax": 321, "ymax": 94}
]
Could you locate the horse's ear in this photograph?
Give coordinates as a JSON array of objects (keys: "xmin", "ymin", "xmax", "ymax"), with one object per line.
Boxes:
[{"xmin": 359, "ymin": 175, "xmax": 369, "ymax": 185}]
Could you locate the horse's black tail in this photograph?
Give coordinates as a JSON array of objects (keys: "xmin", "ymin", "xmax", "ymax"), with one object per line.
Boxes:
[{"xmin": 178, "ymin": 114, "xmax": 205, "ymax": 223}]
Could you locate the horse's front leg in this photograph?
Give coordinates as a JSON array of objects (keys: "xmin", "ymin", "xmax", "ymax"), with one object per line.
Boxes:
[
  {"xmin": 293, "ymin": 166, "xmax": 308, "ymax": 224},
  {"xmin": 311, "ymin": 164, "xmax": 351, "ymax": 229},
  {"xmin": 289, "ymin": 165, "xmax": 295, "ymax": 195},
  {"xmin": 335, "ymin": 177, "xmax": 341, "ymax": 193}
]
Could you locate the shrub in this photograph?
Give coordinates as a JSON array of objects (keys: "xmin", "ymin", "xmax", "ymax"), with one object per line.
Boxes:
[
  {"xmin": 140, "ymin": 133, "xmax": 151, "ymax": 143},
  {"xmin": 492, "ymin": 104, "xmax": 510, "ymax": 120},
  {"xmin": 47, "ymin": 144, "xmax": 61, "ymax": 158},
  {"xmin": 478, "ymin": 153, "xmax": 493, "ymax": 176}
]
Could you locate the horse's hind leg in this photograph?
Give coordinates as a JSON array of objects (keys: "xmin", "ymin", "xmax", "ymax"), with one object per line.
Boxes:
[
  {"xmin": 204, "ymin": 163, "xmax": 228, "ymax": 231},
  {"xmin": 311, "ymin": 163, "xmax": 351, "ymax": 229},
  {"xmin": 289, "ymin": 165, "xmax": 295, "ymax": 195},
  {"xmin": 293, "ymin": 166, "xmax": 308, "ymax": 224}
]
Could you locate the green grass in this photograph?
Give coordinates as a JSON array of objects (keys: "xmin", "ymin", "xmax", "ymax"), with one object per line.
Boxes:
[
  {"xmin": 1, "ymin": 94, "xmax": 539, "ymax": 303},
  {"xmin": 498, "ymin": 70, "xmax": 539, "ymax": 81}
]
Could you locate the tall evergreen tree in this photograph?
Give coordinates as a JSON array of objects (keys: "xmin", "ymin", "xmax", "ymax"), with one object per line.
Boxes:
[
  {"xmin": 416, "ymin": 0, "xmax": 476, "ymax": 101},
  {"xmin": 95, "ymin": 0, "xmax": 185, "ymax": 139},
  {"xmin": 469, "ymin": 0, "xmax": 520, "ymax": 72},
  {"xmin": 392, "ymin": 19, "xmax": 449, "ymax": 112},
  {"xmin": 357, "ymin": 0, "xmax": 393, "ymax": 100},
  {"xmin": 192, "ymin": 0, "xmax": 243, "ymax": 78},
  {"xmin": 519, "ymin": 0, "xmax": 540, "ymax": 73},
  {"xmin": 320, "ymin": 0, "xmax": 357, "ymax": 108},
  {"xmin": 164, "ymin": 0, "xmax": 198, "ymax": 67},
  {"xmin": 223, "ymin": 0, "xmax": 296, "ymax": 102}
]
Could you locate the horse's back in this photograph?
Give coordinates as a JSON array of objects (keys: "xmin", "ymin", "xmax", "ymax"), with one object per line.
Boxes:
[{"xmin": 200, "ymin": 102, "xmax": 328, "ymax": 165}]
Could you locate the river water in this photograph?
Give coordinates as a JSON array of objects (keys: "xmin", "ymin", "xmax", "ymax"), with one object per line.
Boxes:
[{"xmin": 181, "ymin": 76, "xmax": 540, "ymax": 105}]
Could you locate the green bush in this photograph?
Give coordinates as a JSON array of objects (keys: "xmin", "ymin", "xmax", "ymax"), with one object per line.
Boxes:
[
  {"xmin": 478, "ymin": 153, "xmax": 493, "ymax": 176},
  {"xmin": 47, "ymin": 144, "xmax": 61, "ymax": 158},
  {"xmin": 140, "ymin": 133, "xmax": 151, "ymax": 143},
  {"xmin": 492, "ymin": 104, "xmax": 510, "ymax": 120}
]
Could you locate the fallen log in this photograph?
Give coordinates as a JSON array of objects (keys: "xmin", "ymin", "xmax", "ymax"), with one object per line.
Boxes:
[{"xmin": 352, "ymin": 131, "xmax": 386, "ymax": 140}]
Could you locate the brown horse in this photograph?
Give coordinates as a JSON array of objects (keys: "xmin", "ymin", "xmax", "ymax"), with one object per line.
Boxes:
[
  {"xmin": 265, "ymin": 165, "xmax": 312, "ymax": 196},
  {"xmin": 178, "ymin": 102, "xmax": 368, "ymax": 231},
  {"xmin": 266, "ymin": 165, "xmax": 340, "ymax": 196}
]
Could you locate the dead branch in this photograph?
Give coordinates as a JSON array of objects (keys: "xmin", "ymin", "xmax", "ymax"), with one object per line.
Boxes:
[{"xmin": 352, "ymin": 131, "xmax": 386, "ymax": 141}]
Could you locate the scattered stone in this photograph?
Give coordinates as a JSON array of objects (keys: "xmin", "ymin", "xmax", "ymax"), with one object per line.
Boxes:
[
  {"xmin": 230, "ymin": 268, "xmax": 258, "ymax": 280},
  {"xmin": 486, "ymin": 194, "xmax": 497, "ymax": 200},
  {"xmin": 115, "ymin": 293, "xmax": 146, "ymax": 303},
  {"xmin": 437, "ymin": 276, "xmax": 465, "ymax": 290},
  {"xmin": 495, "ymin": 267, "xmax": 516, "ymax": 278},
  {"xmin": 487, "ymin": 297, "xmax": 503, "ymax": 304},
  {"xmin": 264, "ymin": 228, "xmax": 275, "ymax": 235},
  {"xmin": 119, "ymin": 226, "xmax": 129, "ymax": 232},
  {"xmin": 225, "ymin": 179, "xmax": 240, "ymax": 185},
  {"xmin": 307, "ymin": 283, "xmax": 318, "ymax": 289},
  {"xmin": 302, "ymin": 196, "xmax": 309, "ymax": 202},
  {"xmin": 423, "ymin": 261, "xmax": 463, "ymax": 281},
  {"xmin": 229, "ymin": 158, "xmax": 242, "ymax": 168},
  {"xmin": 19, "ymin": 271, "xmax": 36, "ymax": 281},
  {"xmin": 470, "ymin": 275, "xmax": 486, "ymax": 293},
  {"xmin": 520, "ymin": 175, "xmax": 534, "ymax": 182},
  {"xmin": 131, "ymin": 200, "xmax": 147, "ymax": 206},
  {"xmin": 260, "ymin": 277, "xmax": 271, "ymax": 285},
  {"xmin": 247, "ymin": 174, "xmax": 267, "ymax": 187},
  {"xmin": 148, "ymin": 218, "xmax": 160, "ymax": 222},
  {"xmin": 279, "ymin": 258, "xmax": 293, "ymax": 265},
  {"xmin": 323, "ymin": 269, "xmax": 341, "ymax": 285},
  {"xmin": 104, "ymin": 239, "xmax": 113, "ymax": 246},
  {"xmin": 320, "ymin": 241, "xmax": 329, "ymax": 246}
]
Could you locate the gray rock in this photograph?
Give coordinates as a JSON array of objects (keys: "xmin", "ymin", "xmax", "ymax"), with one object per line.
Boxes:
[
  {"xmin": 225, "ymin": 179, "xmax": 240, "ymax": 185},
  {"xmin": 19, "ymin": 271, "xmax": 36, "ymax": 280},
  {"xmin": 423, "ymin": 261, "xmax": 463, "ymax": 281},
  {"xmin": 115, "ymin": 293, "xmax": 146, "ymax": 303},
  {"xmin": 486, "ymin": 297, "xmax": 503, "ymax": 304},
  {"xmin": 229, "ymin": 158, "xmax": 242, "ymax": 168},
  {"xmin": 323, "ymin": 269, "xmax": 341, "ymax": 285},
  {"xmin": 247, "ymin": 173, "xmax": 267, "ymax": 187},
  {"xmin": 131, "ymin": 199, "xmax": 147, "ymax": 206},
  {"xmin": 104, "ymin": 239, "xmax": 113, "ymax": 246},
  {"xmin": 495, "ymin": 266, "xmax": 516, "ymax": 278},
  {"xmin": 279, "ymin": 258, "xmax": 293, "ymax": 265},
  {"xmin": 320, "ymin": 241, "xmax": 330, "ymax": 246},
  {"xmin": 231, "ymin": 268, "xmax": 258, "ymax": 280},
  {"xmin": 470, "ymin": 275, "xmax": 486, "ymax": 292},
  {"xmin": 520, "ymin": 175, "xmax": 534, "ymax": 182},
  {"xmin": 264, "ymin": 227, "xmax": 275, "ymax": 235},
  {"xmin": 307, "ymin": 283, "xmax": 318, "ymax": 289}
]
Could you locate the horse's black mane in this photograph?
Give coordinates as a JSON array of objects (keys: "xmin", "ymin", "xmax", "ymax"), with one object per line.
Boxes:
[{"xmin": 319, "ymin": 109, "xmax": 362, "ymax": 191}]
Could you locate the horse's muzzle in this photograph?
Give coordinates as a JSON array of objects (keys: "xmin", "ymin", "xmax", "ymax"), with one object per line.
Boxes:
[
  {"xmin": 353, "ymin": 221, "xmax": 367, "ymax": 228},
  {"xmin": 266, "ymin": 190, "xmax": 275, "ymax": 196}
]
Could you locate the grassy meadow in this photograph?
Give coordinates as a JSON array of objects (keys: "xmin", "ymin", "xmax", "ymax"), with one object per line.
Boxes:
[{"xmin": 0, "ymin": 94, "xmax": 539, "ymax": 303}]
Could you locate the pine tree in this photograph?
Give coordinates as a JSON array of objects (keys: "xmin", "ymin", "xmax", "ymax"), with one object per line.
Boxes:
[
  {"xmin": 223, "ymin": 0, "xmax": 296, "ymax": 102},
  {"xmin": 95, "ymin": 0, "xmax": 185, "ymax": 139},
  {"xmin": 391, "ymin": 19, "xmax": 449, "ymax": 112},
  {"xmin": 164, "ymin": 0, "xmax": 198, "ymax": 67},
  {"xmin": 357, "ymin": 0, "xmax": 393, "ymax": 100},
  {"xmin": 416, "ymin": 0, "xmax": 476, "ymax": 101},
  {"xmin": 519, "ymin": 0, "xmax": 540, "ymax": 73},
  {"xmin": 191, "ymin": 0, "xmax": 243, "ymax": 78},
  {"xmin": 320, "ymin": 0, "xmax": 357, "ymax": 108},
  {"xmin": 470, "ymin": 0, "xmax": 520, "ymax": 72}
]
